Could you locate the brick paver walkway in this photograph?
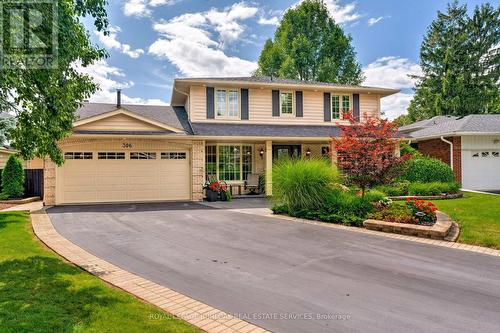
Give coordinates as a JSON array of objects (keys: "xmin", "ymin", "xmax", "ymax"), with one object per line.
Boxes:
[{"xmin": 31, "ymin": 208, "xmax": 270, "ymax": 333}]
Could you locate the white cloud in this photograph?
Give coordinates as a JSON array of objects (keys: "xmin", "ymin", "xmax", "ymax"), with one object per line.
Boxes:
[
  {"xmin": 74, "ymin": 60, "xmax": 167, "ymax": 105},
  {"xmin": 363, "ymin": 56, "xmax": 421, "ymax": 119},
  {"xmin": 380, "ymin": 93, "xmax": 414, "ymax": 120},
  {"xmin": 363, "ymin": 56, "xmax": 421, "ymax": 89},
  {"xmin": 123, "ymin": 0, "xmax": 151, "ymax": 17},
  {"xmin": 123, "ymin": 0, "xmax": 182, "ymax": 17},
  {"xmin": 95, "ymin": 26, "xmax": 144, "ymax": 58},
  {"xmin": 367, "ymin": 16, "xmax": 383, "ymax": 26},
  {"xmin": 149, "ymin": 39, "xmax": 257, "ymax": 76},
  {"xmin": 149, "ymin": 0, "xmax": 179, "ymax": 7},
  {"xmin": 323, "ymin": 0, "xmax": 361, "ymax": 24},
  {"xmin": 149, "ymin": 2, "xmax": 258, "ymax": 76},
  {"xmin": 258, "ymin": 16, "xmax": 279, "ymax": 25}
]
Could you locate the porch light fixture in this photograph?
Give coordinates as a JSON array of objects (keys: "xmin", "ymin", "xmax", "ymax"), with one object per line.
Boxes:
[
  {"xmin": 306, "ymin": 148, "xmax": 311, "ymax": 157},
  {"xmin": 259, "ymin": 147, "xmax": 265, "ymax": 158}
]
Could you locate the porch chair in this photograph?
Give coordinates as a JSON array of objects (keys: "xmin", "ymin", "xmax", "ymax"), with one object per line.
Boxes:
[{"xmin": 244, "ymin": 173, "xmax": 260, "ymax": 194}]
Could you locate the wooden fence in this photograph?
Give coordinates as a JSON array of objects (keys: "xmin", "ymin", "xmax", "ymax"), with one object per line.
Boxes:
[{"xmin": 0, "ymin": 169, "xmax": 44, "ymax": 198}]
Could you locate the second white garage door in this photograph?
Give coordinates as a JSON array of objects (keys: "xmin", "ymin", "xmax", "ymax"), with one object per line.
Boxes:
[
  {"xmin": 57, "ymin": 151, "xmax": 190, "ymax": 204},
  {"xmin": 462, "ymin": 150, "xmax": 500, "ymax": 190}
]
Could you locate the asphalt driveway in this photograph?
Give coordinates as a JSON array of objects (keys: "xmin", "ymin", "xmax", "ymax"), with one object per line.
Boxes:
[{"xmin": 48, "ymin": 202, "xmax": 500, "ymax": 333}]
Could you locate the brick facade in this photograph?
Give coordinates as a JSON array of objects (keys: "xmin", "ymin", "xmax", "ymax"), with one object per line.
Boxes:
[{"xmin": 417, "ymin": 136, "xmax": 462, "ymax": 184}]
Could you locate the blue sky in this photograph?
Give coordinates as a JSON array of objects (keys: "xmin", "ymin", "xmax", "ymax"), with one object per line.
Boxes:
[{"xmin": 80, "ymin": 0, "xmax": 491, "ymax": 119}]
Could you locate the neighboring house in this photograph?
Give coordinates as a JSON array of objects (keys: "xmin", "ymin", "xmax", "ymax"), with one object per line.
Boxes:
[
  {"xmin": 43, "ymin": 77, "xmax": 399, "ymax": 205},
  {"xmin": 400, "ymin": 115, "xmax": 500, "ymax": 191},
  {"xmin": 0, "ymin": 146, "xmax": 44, "ymax": 169}
]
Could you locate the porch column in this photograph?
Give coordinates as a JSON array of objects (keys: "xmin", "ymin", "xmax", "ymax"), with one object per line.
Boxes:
[
  {"xmin": 330, "ymin": 141, "xmax": 338, "ymax": 166},
  {"xmin": 191, "ymin": 140, "xmax": 205, "ymax": 201},
  {"xmin": 265, "ymin": 140, "xmax": 272, "ymax": 196}
]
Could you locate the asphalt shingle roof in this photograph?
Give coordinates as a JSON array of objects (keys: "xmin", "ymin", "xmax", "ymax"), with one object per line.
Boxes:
[
  {"xmin": 76, "ymin": 103, "xmax": 192, "ymax": 133},
  {"xmin": 406, "ymin": 114, "xmax": 500, "ymax": 139},
  {"xmin": 191, "ymin": 123, "xmax": 340, "ymax": 138}
]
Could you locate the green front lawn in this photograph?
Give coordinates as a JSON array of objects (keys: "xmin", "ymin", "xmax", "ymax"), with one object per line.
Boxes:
[
  {"xmin": 0, "ymin": 211, "xmax": 199, "ymax": 333},
  {"xmin": 432, "ymin": 192, "xmax": 500, "ymax": 249}
]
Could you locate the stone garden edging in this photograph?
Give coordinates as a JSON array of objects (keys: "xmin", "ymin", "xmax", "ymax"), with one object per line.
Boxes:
[
  {"xmin": 363, "ymin": 211, "xmax": 455, "ymax": 240},
  {"xmin": 389, "ymin": 192, "xmax": 463, "ymax": 201},
  {"xmin": 1, "ymin": 196, "xmax": 41, "ymax": 204}
]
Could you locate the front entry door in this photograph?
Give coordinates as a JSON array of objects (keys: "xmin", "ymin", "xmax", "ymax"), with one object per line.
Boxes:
[{"xmin": 272, "ymin": 145, "xmax": 301, "ymax": 162}]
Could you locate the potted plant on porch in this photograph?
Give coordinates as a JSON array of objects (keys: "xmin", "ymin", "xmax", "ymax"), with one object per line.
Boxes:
[{"xmin": 203, "ymin": 180, "xmax": 232, "ymax": 202}]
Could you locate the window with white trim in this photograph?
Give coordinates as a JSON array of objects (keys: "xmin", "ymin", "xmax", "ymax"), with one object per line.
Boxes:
[
  {"xmin": 205, "ymin": 145, "xmax": 253, "ymax": 181},
  {"xmin": 130, "ymin": 152, "xmax": 156, "ymax": 160},
  {"xmin": 98, "ymin": 152, "xmax": 125, "ymax": 160},
  {"xmin": 280, "ymin": 91, "xmax": 294, "ymax": 115},
  {"xmin": 65, "ymin": 152, "xmax": 93, "ymax": 160},
  {"xmin": 161, "ymin": 152, "xmax": 187, "ymax": 160},
  {"xmin": 216, "ymin": 88, "xmax": 239, "ymax": 118},
  {"xmin": 331, "ymin": 94, "xmax": 351, "ymax": 119}
]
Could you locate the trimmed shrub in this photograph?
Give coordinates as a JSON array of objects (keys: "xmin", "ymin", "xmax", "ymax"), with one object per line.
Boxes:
[
  {"xmin": 1, "ymin": 155, "xmax": 24, "ymax": 199},
  {"xmin": 399, "ymin": 157, "xmax": 455, "ymax": 183},
  {"xmin": 272, "ymin": 158, "xmax": 338, "ymax": 211},
  {"xmin": 408, "ymin": 182, "xmax": 460, "ymax": 196}
]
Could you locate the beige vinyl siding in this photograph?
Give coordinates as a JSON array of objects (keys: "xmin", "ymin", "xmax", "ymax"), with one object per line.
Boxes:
[
  {"xmin": 360, "ymin": 93, "xmax": 380, "ymax": 119},
  {"xmin": 75, "ymin": 113, "xmax": 167, "ymax": 132},
  {"xmin": 189, "ymin": 84, "xmax": 380, "ymax": 124},
  {"xmin": 190, "ymin": 85, "xmax": 207, "ymax": 121}
]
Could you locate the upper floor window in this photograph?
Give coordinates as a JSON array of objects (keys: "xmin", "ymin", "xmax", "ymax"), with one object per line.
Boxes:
[
  {"xmin": 280, "ymin": 91, "xmax": 294, "ymax": 115},
  {"xmin": 216, "ymin": 89, "xmax": 239, "ymax": 118},
  {"xmin": 331, "ymin": 94, "xmax": 351, "ymax": 119}
]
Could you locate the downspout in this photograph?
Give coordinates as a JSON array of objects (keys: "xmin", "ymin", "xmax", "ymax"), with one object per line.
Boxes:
[
  {"xmin": 173, "ymin": 86, "xmax": 196, "ymax": 135},
  {"xmin": 440, "ymin": 136, "xmax": 453, "ymax": 171}
]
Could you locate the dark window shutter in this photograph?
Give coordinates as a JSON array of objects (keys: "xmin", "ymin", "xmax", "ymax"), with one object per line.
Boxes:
[
  {"xmin": 324, "ymin": 92, "xmax": 331, "ymax": 122},
  {"xmin": 353, "ymin": 93, "xmax": 360, "ymax": 121},
  {"xmin": 295, "ymin": 91, "xmax": 303, "ymax": 117},
  {"xmin": 241, "ymin": 88, "xmax": 249, "ymax": 120},
  {"xmin": 272, "ymin": 90, "xmax": 280, "ymax": 117},
  {"xmin": 206, "ymin": 87, "xmax": 214, "ymax": 119}
]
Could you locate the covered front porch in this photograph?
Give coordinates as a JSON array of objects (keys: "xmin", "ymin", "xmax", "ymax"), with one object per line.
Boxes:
[{"xmin": 203, "ymin": 139, "xmax": 337, "ymax": 197}]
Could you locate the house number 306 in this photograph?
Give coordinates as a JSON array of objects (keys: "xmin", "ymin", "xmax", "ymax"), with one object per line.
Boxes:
[{"xmin": 122, "ymin": 143, "xmax": 133, "ymax": 148}]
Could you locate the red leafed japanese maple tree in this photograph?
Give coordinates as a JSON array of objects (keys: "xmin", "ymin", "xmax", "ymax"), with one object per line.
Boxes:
[{"xmin": 331, "ymin": 112, "xmax": 406, "ymax": 196}]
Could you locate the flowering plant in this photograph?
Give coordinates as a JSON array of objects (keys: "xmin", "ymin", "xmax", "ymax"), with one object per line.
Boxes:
[
  {"xmin": 204, "ymin": 180, "xmax": 228, "ymax": 192},
  {"xmin": 405, "ymin": 197, "xmax": 437, "ymax": 225}
]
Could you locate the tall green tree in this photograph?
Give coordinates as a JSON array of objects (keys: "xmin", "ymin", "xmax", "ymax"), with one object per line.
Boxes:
[
  {"xmin": 256, "ymin": 0, "xmax": 363, "ymax": 84},
  {"xmin": 0, "ymin": 0, "xmax": 108, "ymax": 165},
  {"xmin": 408, "ymin": 1, "xmax": 500, "ymax": 121}
]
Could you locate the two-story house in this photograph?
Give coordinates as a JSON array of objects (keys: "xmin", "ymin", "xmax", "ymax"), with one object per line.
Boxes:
[{"xmin": 43, "ymin": 77, "xmax": 399, "ymax": 205}]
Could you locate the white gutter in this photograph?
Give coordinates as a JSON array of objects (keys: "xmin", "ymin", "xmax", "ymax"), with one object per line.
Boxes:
[{"xmin": 440, "ymin": 136, "xmax": 453, "ymax": 171}]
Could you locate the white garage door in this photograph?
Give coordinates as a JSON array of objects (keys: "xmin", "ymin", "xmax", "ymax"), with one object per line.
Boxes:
[
  {"xmin": 57, "ymin": 151, "xmax": 190, "ymax": 204},
  {"xmin": 462, "ymin": 150, "xmax": 500, "ymax": 190}
]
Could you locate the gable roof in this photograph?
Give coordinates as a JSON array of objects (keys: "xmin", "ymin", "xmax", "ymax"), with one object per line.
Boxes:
[
  {"xmin": 75, "ymin": 103, "xmax": 193, "ymax": 134},
  {"xmin": 405, "ymin": 114, "xmax": 500, "ymax": 140}
]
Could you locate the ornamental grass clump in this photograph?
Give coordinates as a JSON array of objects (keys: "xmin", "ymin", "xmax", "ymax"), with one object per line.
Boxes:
[{"xmin": 272, "ymin": 158, "xmax": 338, "ymax": 211}]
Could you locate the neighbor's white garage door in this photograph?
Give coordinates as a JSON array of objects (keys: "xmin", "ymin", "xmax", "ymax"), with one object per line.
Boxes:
[
  {"xmin": 462, "ymin": 150, "xmax": 500, "ymax": 190},
  {"xmin": 56, "ymin": 151, "xmax": 190, "ymax": 204}
]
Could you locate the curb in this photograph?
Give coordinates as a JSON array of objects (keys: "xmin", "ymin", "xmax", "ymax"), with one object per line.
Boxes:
[{"xmin": 30, "ymin": 208, "xmax": 271, "ymax": 333}]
